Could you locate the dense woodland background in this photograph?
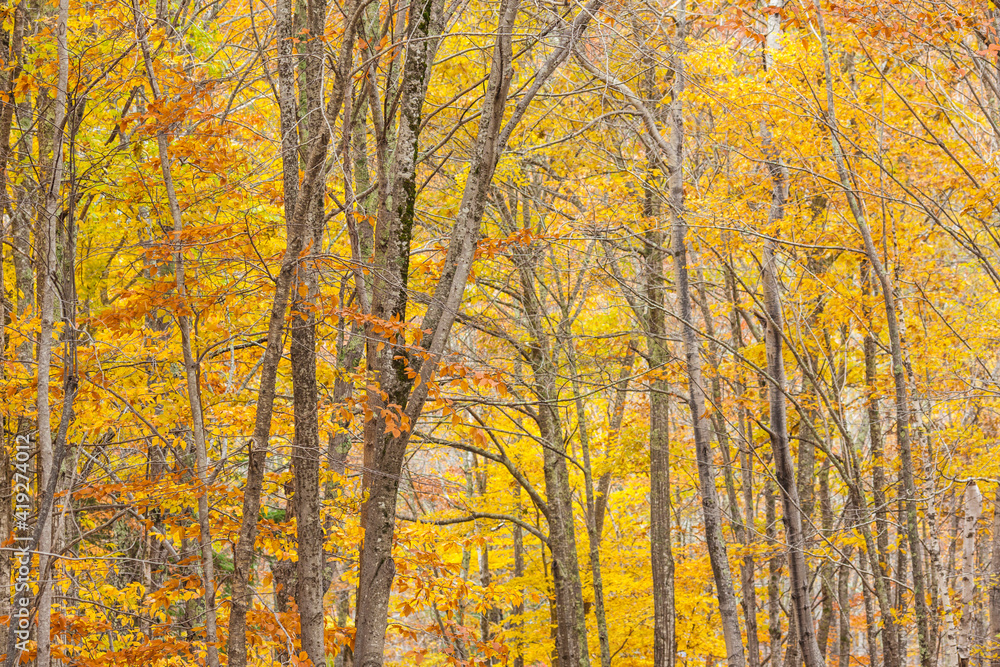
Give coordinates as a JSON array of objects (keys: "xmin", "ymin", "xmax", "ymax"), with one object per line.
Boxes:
[{"xmin": 2, "ymin": 0, "xmax": 1000, "ymax": 665}]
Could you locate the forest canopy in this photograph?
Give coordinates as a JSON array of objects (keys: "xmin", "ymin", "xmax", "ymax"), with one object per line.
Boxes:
[{"xmin": 2, "ymin": 0, "xmax": 1000, "ymax": 666}]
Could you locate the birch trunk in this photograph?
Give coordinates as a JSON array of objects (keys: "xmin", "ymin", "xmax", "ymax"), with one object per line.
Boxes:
[{"xmin": 959, "ymin": 484, "xmax": 982, "ymax": 667}]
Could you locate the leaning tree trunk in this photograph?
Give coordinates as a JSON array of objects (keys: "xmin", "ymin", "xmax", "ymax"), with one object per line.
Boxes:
[
  {"xmin": 668, "ymin": 6, "xmax": 746, "ymax": 663},
  {"xmin": 815, "ymin": 6, "xmax": 932, "ymax": 666},
  {"xmin": 759, "ymin": 4, "xmax": 823, "ymax": 662}
]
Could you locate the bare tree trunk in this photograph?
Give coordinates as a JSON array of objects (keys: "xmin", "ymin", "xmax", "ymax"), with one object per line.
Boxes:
[
  {"xmin": 226, "ymin": 11, "xmax": 356, "ymax": 662},
  {"xmin": 645, "ymin": 213, "xmax": 675, "ymax": 667},
  {"xmin": 990, "ymin": 485, "xmax": 1000, "ymax": 667},
  {"xmin": 758, "ymin": 5, "xmax": 823, "ymax": 665},
  {"xmin": 35, "ymin": 0, "xmax": 69, "ymax": 659},
  {"xmin": 759, "ymin": 104, "xmax": 825, "ymax": 667},
  {"xmin": 668, "ymin": 7, "xmax": 745, "ymax": 664},
  {"xmin": 288, "ymin": 0, "xmax": 328, "ymax": 659},
  {"xmin": 930, "ymin": 481, "xmax": 958, "ymax": 667},
  {"xmin": 814, "ymin": 7, "xmax": 931, "ymax": 667},
  {"xmin": 838, "ymin": 555, "xmax": 850, "ymax": 667},
  {"xmin": 817, "ymin": 460, "xmax": 834, "ymax": 660},
  {"xmin": 959, "ymin": 484, "xmax": 983, "ymax": 667},
  {"xmin": 568, "ymin": 352, "xmax": 610, "ymax": 667},
  {"xmin": 724, "ymin": 268, "xmax": 761, "ymax": 667},
  {"xmin": 767, "ymin": 476, "xmax": 783, "ymax": 667},
  {"xmin": 852, "ymin": 261, "xmax": 901, "ymax": 667},
  {"xmin": 513, "ymin": 484, "xmax": 526, "ymax": 667},
  {"xmin": 516, "ymin": 257, "xmax": 589, "ymax": 666}
]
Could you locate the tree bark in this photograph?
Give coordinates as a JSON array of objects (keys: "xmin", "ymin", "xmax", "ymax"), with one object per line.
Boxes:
[
  {"xmin": 226, "ymin": 11, "xmax": 357, "ymax": 663},
  {"xmin": 288, "ymin": 0, "xmax": 328, "ymax": 659},
  {"xmin": 35, "ymin": 0, "xmax": 69, "ymax": 660},
  {"xmin": 959, "ymin": 483, "xmax": 983, "ymax": 667}
]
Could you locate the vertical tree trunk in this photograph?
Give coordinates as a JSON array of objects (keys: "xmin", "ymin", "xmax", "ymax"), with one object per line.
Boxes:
[
  {"xmin": 762, "ymin": 236, "xmax": 824, "ymax": 667},
  {"xmin": 513, "ymin": 485, "xmax": 526, "ymax": 667},
  {"xmin": 989, "ymin": 485, "xmax": 1000, "ymax": 667},
  {"xmin": 862, "ymin": 260, "xmax": 900, "ymax": 667},
  {"xmin": 288, "ymin": 0, "xmax": 328, "ymax": 659},
  {"xmin": 767, "ymin": 476, "xmax": 783, "ymax": 666},
  {"xmin": 726, "ymin": 268, "xmax": 761, "ymax": 667},
  {"xmin": 759, "ymin": 5, "xmax": 823, "ymax": 664},
  {"xmin": 817, "ymin": 459, "xmax": 834, "ymax": 659},
  {"xmin": 569, "ymin": 357, "xmax": 611, "ymax": 667},
  {"xmin": 133, "ymin": 7, "xmax": 222, "ymax": 662},
  {"xmin": 35, "ymin": 0, "xmax": 69, "ymax": 660},
  {"xmin": 959, "ymin": 484, "xmax": 983, "ymax": 667},
  {"xmin": 643, "ymin": 193, "xmax": 674, "ymax": 667},
  {"xmin": 837, "ymin": 559, "xmax": 850, "ymax": 667},
  {"xmin": 226, "ymin": 13, "xmax": 355, "ymax": 660}
]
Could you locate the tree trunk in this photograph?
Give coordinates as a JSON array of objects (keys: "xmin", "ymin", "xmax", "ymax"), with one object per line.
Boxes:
[
  {"xmin": 133, "ymin": 7, "xmax": 223, "ymax": 661},
  {"xmin": 767, "ymin": 475, "xmax": 782, "ymax": 667},
  {"xmin": 668, "ymin": 7, "xmax": 746, "ymax": 663},
  {"xmin": 351, "ymin": 0, "xmax": 603, "ymax": 661},
  {"xmin": 35, "ymin": 0, "xmax": 69, "ymax": 659},
  {"xmin": 815, "ymin": 8, "xmax": 931, "ymax": 667},
  {"xmin": 989, "ymin": 485, "xmax": 1000, "ymax": 667},
  {"xmin": 568, "ymin": 352, "xmax": 610, "ymax": 667},
  {"xmin": 226, "ymin": 11, "xmax": 356, "ymax": 661},
  {"xmin": 959, "ymin": 483, "xmax": 983, "ymax": 667},
  {"xmin": 644, "ymin": 192, "xmax": 675, "ymax": 667},
  {"xmin": 288, "ymin": 0, "xmax": 328, "ymax": 659},
  {"xmin": 759, "ymin": 91, "xmax": 825, "ymax": 667}
]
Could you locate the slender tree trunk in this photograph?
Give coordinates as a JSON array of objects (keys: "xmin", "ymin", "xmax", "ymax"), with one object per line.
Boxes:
[
  {"xmin": 569, "ymin": 355, "xmax": 611, "ymax": 667},
  {"xmin": 759, "ymin": 92, "xmax": 825, "ymax": 667},
  {"xmin": 645, "ymin": 222, "xmax": 675, "ymax": 667},
  {"xmin": 668, "ymin": 7, "xmax": 745, "ymax": 664},
  {"xmin": 817, "ymin": 459, "xmax": 834, "ymax": 660},
  {"xmin": 133, "ymin": 7, "xmax": 222, "ymax": 662},
  {"xmin": 838, "ymin": 558, "xmax": 850, "ymax": 667},
  {"xmin": 35, "ymin": 0, "xmax": 69, "ymax": 660},
  {"xmin": 862, "ymin": 261, "xmax": 900, "ymax": 667},
  {"xmin": 513, "ymin": 490, "xmax": 526, "ymax": 667},
  {"xmin": 959, "ymin": 484, "xmax": 983, "ymax": 667},
  {"xmin": 767, "ymin": 476, "xmax": 783, "ymax": 667},
  {"xmin": 725, "ymin": 268, "xmax": 761, "ymax": 667},
  {"xmin": 989, "ymin": 485, "xmax": 1000, "ymax": 667},
  {"xmin": 815, "ymin": 8, "xmax": 931, "ymax": 667},
  {"xmin": 517, "ymin": 265, "xmax": 589, "ymax": 666},
  {"xmin": 226, "ymin": 11, "xmax": 355, "ymax": 661}
]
